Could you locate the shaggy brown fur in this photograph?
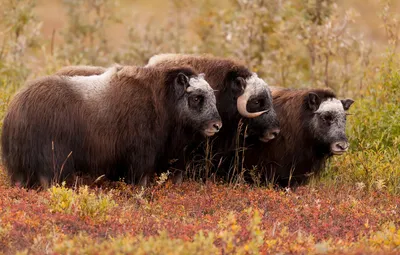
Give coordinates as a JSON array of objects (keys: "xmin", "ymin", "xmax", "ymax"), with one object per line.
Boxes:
[
  {"xmin": 243, "ymin": 87, "xmax": 351, "ymax": 187},
  {"xmin": 54, "ymin": 56, "xmax": 279, "ymax": 182},
  {"xmin": 1, "ymin": 65, "xmax": 220, "ymax": 188}
]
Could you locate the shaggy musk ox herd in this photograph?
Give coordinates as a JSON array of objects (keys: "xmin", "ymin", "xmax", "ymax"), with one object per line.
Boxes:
[{"xmin": 1, "ymin": 54, "xmax": 354, "ymax": 189}]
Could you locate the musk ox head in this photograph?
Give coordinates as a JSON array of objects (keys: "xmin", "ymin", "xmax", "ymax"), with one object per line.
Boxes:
[
  {"xmin": 171, "ymin": 71, "xmax": 222, "ymax": 137},
  {"xmin": 307, "ymin": 93, "xmax": 354, "ymax": 155},
  {"xmin": 147, "ymin": 53, "xmax": 279, "ymax": 141},
  {"xmin": 231, "ymin": 73, "xmax": 280, "ymax": 142}
]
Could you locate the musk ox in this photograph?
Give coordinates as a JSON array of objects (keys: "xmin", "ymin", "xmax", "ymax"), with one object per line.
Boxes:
[
  {"xmin": 146, "ymin": 54, "xmax": 280, "ymax": 180},
  {"xmin": 1, "ymin": 65, "xmax": 222, "ymax": 188},
  {"xmin": 243, "ymin": 87, "xmax": 354, "ymax": 187}
]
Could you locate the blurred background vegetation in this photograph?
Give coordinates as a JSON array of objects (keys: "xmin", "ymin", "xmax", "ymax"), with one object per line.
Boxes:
[{"xmin": 0, "ymin": 0, "xmax": 399, "ymax": 193}]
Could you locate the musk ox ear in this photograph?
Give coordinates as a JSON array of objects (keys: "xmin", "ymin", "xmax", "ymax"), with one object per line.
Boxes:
[
  {"xmin": 175, "ymin": 72, "xmax": 190, "ymax": 93},
  {"xmin": 308, "ymin": 92, "xmax": 321, "ymax": 112},
  {"xmin": 341, "ymin": 99, "xmax": 354, "ymax": 111}
]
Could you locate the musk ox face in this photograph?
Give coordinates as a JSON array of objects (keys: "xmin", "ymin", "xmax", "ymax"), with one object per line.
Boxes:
[
  {"xmin": 307, "ymin": 93, "xmax": 354, "ymax": 155},
  {"xmin": 234, "ymin": 73, "xmax": 280, "ymax": 142},
  {"xmin": 174, "ymin": 73, "xmax": 222, "ymax": 137}
]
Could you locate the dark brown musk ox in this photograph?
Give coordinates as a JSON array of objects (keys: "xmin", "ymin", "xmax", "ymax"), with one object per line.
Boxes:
[
  {"xmin": 146, "ymin": 54, "xmax": 280, "ymax": 180},
  {"xmin": 243, "ymin": 87, "xmax": 354, "ymax": 187},
  {"xmin": 1, "ymin": 65, "xmax": 222, "ymax": 189}
]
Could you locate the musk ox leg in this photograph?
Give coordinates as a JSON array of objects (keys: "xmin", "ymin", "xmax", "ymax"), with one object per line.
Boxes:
[
  {"xmin": 167, "ymin": 159, "xmax": 186, "ymax": 185},
  {"xmin": 123, "ymin": 142, "xmax": 160, "ymax": 186},
  {"xmin": 8, "ymin": 169, "xmax": 27, "ymax": 188},
  {"xmin": 1, "ymin": 77, "xmax": 83, "ymax": 189},
  {"xmin": 10, "ymin": 176, "xmax": 21, "ymax": 187},
  {"xmin": 8, "ymin": 141, "xmax": 74, "ymax": 188},
  {"xmin": 124, "ymin": 161, "xmax": 154, "ymax": 187},
  {"xmin": 138, "ymin": 174, "xmax": 149, "ymax": 187},
  {"xmin": 171, "ymin": 170, "xmax": 183, "ymax": 185},
  {"xmin": 39, "ymin": 175, "xmax": 51, "ymax": 190},
  {"xmin": 1, "ymin": 117, "xmax": 44, "ymax": 188}
]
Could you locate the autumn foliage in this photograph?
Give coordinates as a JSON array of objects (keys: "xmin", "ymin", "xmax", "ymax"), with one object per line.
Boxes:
[{"xmin": 0, "ymin": 179, "xmax": 399, "ymax": 254}]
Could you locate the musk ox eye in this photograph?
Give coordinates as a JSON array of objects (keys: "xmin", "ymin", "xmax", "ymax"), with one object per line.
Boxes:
[
  {"xmin": 251, "ymin": 99, "xmax": 265, "ymax": 108},
  {"xmin": 322, "ymin": 114, "xmax": 334, "ymax": 123},
  {"xmin": 190, "ymin": 95, "xmax": 203, "ymax": 104},
  {"xmin": 194, "ymin": 96, "xmax": 201, "ymax": 102}
]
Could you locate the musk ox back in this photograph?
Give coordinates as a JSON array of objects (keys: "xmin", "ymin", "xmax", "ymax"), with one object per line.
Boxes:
[
  {"xmin": 244, "ymin": 87, "xmax": 354, "ymax": 187},
  {"xmin": 56, "ymin": 65, "xmax": 109, "ymax": 76},
  {"xmin": 1, "ymin": 65, "xmax": 222, "ymax": 188}
]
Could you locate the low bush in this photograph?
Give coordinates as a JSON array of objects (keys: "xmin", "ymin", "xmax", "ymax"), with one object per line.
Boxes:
[
  {"xmin": 324, "ymin": 57, "xmax": 400, "ymax": 194},
  {"xmin": 48, "ymin": 183, "xmax": 117, "ymax": 222}
]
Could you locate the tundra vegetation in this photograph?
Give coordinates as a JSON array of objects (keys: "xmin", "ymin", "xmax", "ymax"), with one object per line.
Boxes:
[{"xmin": 0, "ymin": 0, "xmax": 399, "ymax": 254}]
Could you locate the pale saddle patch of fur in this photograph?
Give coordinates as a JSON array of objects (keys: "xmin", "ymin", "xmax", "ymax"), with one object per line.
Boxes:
[
  {"xmin": 68, "ymin": 66, "xmax": 119, "ymax": 100},
  {"xmin": 146, "ymin": 53, "xmax": 179, "ymax": 67}
]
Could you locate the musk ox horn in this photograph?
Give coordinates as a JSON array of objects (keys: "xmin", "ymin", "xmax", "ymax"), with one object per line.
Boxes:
[{"xmin": 237, "ymin": 90, "xmax": 268, "ymax": 118}]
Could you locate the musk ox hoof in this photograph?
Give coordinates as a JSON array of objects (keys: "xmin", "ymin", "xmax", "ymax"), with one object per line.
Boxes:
[{"xmin": 138, "ymin": 175, "xmax": 149, "ymax": 187}]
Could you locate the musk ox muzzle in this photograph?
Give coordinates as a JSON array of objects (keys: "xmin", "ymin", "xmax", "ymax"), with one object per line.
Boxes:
[
  {"xmin": 260, "ymin": 128, "xmax": 281, "ymax": 142},
  {"xmin": 258, "ymin": 108, "xmax": 280, "ymax": 142},
  {"xmin": 203, "ymin": 119, "xmax": 223, "ymax": 137},
  {"xmin": 245, "ymin": 109, "xmax": 281, "ymax": 142},
  {"xmin": 330, "ymin": 140, "xmax": 349, "ymax": 155}
]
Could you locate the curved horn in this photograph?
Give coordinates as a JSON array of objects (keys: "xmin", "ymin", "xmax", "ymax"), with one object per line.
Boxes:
[{"xmin": 237, "ymin": 91, "xmax": 268, "ymax": 118}]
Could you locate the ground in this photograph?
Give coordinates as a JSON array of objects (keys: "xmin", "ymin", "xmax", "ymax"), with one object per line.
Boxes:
[{"xmin": 0, "ymin": 172, "xmax": 399, "ymax": 254}]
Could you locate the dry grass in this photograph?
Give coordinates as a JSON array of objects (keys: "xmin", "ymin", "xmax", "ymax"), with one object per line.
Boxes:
[{"xmin": 32, "ymin": 0, "xmax": 400, "ymax": 44}]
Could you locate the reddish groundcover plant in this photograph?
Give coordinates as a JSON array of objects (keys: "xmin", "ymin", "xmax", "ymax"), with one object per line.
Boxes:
[{"xmin": 0, "ymin": 177, "xmax": 399, "ymax": 254}]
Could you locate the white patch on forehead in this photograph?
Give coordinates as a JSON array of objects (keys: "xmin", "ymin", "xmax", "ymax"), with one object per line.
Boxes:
[
  {"xmin": 187, "ymin": 74, "xmax": 213, "ymax": 93},
  {"xmin": 68, "ymin": 66, "xmax": 117, "ymax": 100},
  {"xmin": 244, "ymin": 73, "xmax": 269, "ymax": 96},
  {"xmin": 315, "ymin": 98, "xmax": 344, "ymax": 113}
]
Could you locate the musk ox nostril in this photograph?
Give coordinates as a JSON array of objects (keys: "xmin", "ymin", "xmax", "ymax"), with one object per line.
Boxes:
[
  {"xmin": 211, "ymin": 121, "xmax": 222, "ymax": 131},
  {"xmin": 331, "ymin": 141, "xmax": 349, "ymax": 155},
  {"xmin": 202, "ymin": 121, "xmax": 222, "ymax": 136},
  {"xmin": 271, "ymin": 129, "xmax": 280, "ymax": 138},
  {"xmin": 336, "ymin": 142, "xmax": 349, "ymax": 150},
  {"xmin": 259, "ymin": 128, "xmax": 280, "ymax": 142},
  {"xmin": 204, "ymin": 120, "xmax": 222, "ymax": 136}
]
